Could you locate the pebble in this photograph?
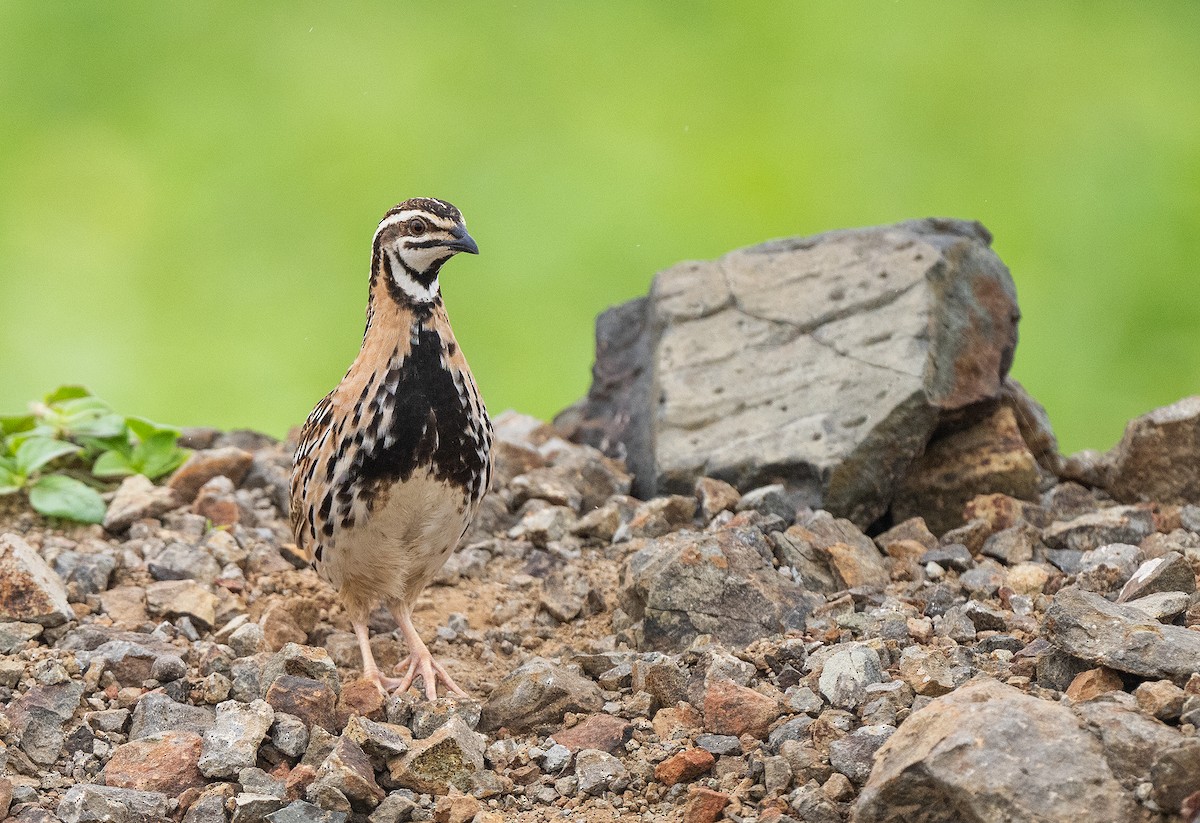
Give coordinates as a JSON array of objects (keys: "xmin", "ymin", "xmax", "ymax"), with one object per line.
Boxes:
[
  {"xmin": 574, "ymin": 748, "xmax": 629, "ymax": 795},
  {"xmin": 817, "ymin": 644, "xmax": 884, "ymax": 709},
  {"xmin": 0, "ymin": 533, "xmax": 75, "ymax": 627},
  {"xmin": 198, "ymin": 698, "xmax": 274, "ymax": 778}
]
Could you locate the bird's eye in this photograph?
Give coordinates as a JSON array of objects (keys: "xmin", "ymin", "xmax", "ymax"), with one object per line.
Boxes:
[{"xmin": 407, "ymin": 218, "xmax": 428, "ymax": 235}]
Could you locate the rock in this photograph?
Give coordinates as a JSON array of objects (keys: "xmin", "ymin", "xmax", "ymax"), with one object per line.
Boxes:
[
  {"xmin": 1134, "ymin": 679, "xmax": 1186, "ymax": 721},
  {"xmin": 198, "ymin": 699, "xmax": 274, "ymax": 778},
  {"xmin": 194, "ymin": 476, "xmax": 242, "ymax": 527},
  {"xmin": 366, "ymin": 795, "xmax": 413, "ymax": 823},
  {"xmin": 703, "ymin": 679, "xmax": 781, "ymax": 738},
  {"xmin": 892, "ymin": 405, "xmax": 1041, "ymax": 535},
  {"xmin": 145, "ymin": 579, "xmax": 218, "ymax": 629},
  {"xmin": 387, "ymin": 715, "xmax": 485, "ymax": 793},
  {"xmin": 1124, "ymin": 590, "xmax": 1191, "ymax": 621},
  {"xmin": 1076, "ymin": 543, "xmax": 1143, "ymax": 594},
  {"xmin": 308, "ymin": 737, "xmax": 384, "ymax": 811},
  {"xmin": 574, "ymin": 748, "xmax": 629, "ymax": 795},
  {"xmin": 266, "ymin": 801, "xmax": 348, "ymax": 823},
  {"xmin": 1042, "ymin": 506, "xmax": 1155, "ymax": 552},
  {"xmin": 57, "ymin": 785, "xmax": 168, "ymax": 823},
  {"xmin": 855, "ymin": 678, "xmax": 1136, "ymax": 822},
  {"xmin": 53, "ymin": 550, "xmax": 115, "ymax": 598},
  {"xmin": 562, "ymin": 218, "xmax": 1021, "ymax": 528},
  {"xmin": 1151, "ymin": 738, "xmax": 1200, "ymax": 813},
  {"xmin": 818, "ymin": 645, "xmax": 884, "ymax": 709},
  {"xmin": 103, "ymin": 475, "xmax": 178, "ymax": 532},
  {"xmin": 408, "ymin": 698, "xmax": 481, "ymax": 740},
  {"xmin": 655, "ymin": 748, "xmax": 715, "ymax": 786},
  {"xmin": 5, "ymin": 680, "xmax": 84, "ymax": 764},
  {"xmin": 262, "ymin": 644, "xmax": 341, "ymax": 696},
  {"xmin": 1116, "ymin": 551, "xmax": 1196, "ymax": 602},
  {"xmin": 334, "ymin": 678, "xmax": 387, "ymax": 727},
  {"xmin": 736, "ymin": 484, "xmax": 794, "ymax": 523},
  {"xmin": 1064, "ymin": 668, "xmax": 1124, "ymax": 703},
  {"xmin": 98, "ymin": 586, "xmax": 148, "ymax": 630},
  {"xmin": 148, "ymin": 542, "xmax": 221, "ymax": 584},
  {"xmin": 266, "ymin": 675, "xmax": 337, "ymax": 733},
  {"xmin": 130, "ymin": 692, "xmax": 214, "ymax": 740},
  {"xmin": 551, "ymin": 714, "xmax": 633, "ymax": 754},
  {"xmin": 875, "ymin": 517, "xmax": 937, "ymax": 553},
  {"xmin": 480, "ymin": 657, "xmax": 603, "ymax": 733},
  {"xmin": 1043, "ymin": 587, "xmax": 1200, "ymax": 681},
  {"xmin": 790, "ymin": 511, "xmax": 889, "ymax": 590},
  {"xmin": 613, "ymin": 494, "xmax": 697, "ymax": 541},
  {"xmin": 103, "ymin": 730, "xmax": 206, "ymax": 796},
  {"xmin": 1073, "ymin": 695, "xmax": 1183, "ymax": 789},
  {"xmin": 0, "ymin": 620, "xmax": 43, "ymax": 653},
  {"xmin": 695, "ymin": 477, "xmax": 741, "ymax": 520},
  {"xmin": 169, "ymin": 447, "xmax": 254, "ymax": 503},
  {"xmin": 1106, "ymin": 396, "xmax": 1200, "ymax": 504},
  {"xmin": 538, "ymin": 571, "xmax": 594, "ymax": 623},
  {"xmin": 0, "ymin": 532, "xmax": 75, "ymax": 627},
  {"xmin": 270, "ymin": 712, "xmax": 310, "ymax": 759},
  {"xmin": 432, "ymin": 792, "xmax": 481, "ymax": 823},
  {"xmin": 509, "ymin": 445, "xmax": 630, "ymax": 514},
  {"xmin": 682, "ymin": 786, "xmax": 730, "ymax": 823},
  {"xmin": 617, "ymin": 527, "xmax": 820, "ymax": 652},
  {"xmin": 979, "ymin": 522, "xmax": 1040, "ymax": 565},
  {"xmin": 897, "ymin": 645, "xmax": 968, "ymax": 697},
  {"xmin": 829, "ymin": 724, "xmax": 894, "ymax": 785}
]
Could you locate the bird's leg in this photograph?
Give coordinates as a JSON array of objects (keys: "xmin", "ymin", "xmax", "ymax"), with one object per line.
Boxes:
[
  {"xmin": 353, "ymin": 619, "xmax": 406, "ymax": 695},
  {"xmin": 389, "ymin": 604, "xmax": 469, "ymax": 701}
]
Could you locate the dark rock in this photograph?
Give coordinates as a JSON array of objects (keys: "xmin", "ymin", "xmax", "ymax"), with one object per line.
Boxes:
[
  {"xmin": 919, "ymin": 544, "xmax": 973, "ymax": 572},
  {"xmin": 130, "ymin": 692, "xmax": 214, "ymax": 740},
  {"xmin": 148, "ymin": 542, "xmax": 221, "ymax": 584},
  {"xmin": 1116, "ymin": 551, "xmax": 1196, "ymax": 602},
  {"xmin": 1106, "ymin": 396, "xmax": 1200, "ymax": 504},
  {"xmin": 618, "ymin": 526, "xmax": 822, "ymax": 652},
  {"xmin": 266, "ymin": 675, "xmax": 337, "ymax": 733},
  {"xmin": 1044, "ymin": 587, "xmax": 1200, "ymax": 681},
  {"xmin": 53, "ymin": 550, "xmax": 115, "ymax": 598},
  {"xmin": 829, "ymin": 724, "xmax": 894, "ymax": 785},
  {"xmin": 480, "ymin": 657, "xmax": 602, "ymax": 733},
  {"xmin": 855, "ymin": 678, "xmax": 1136, "ymax": 822},
  {"xmin": 1042, "ymin": 506, "xmax": 1155, "ymax": 552},
  {"xmin": 561, "ymin": 219, "xmax": 1020, "ymax": 528},
  {"xmin": 5, "ymin": 680, "xmax": 83, "ymax": 764}
]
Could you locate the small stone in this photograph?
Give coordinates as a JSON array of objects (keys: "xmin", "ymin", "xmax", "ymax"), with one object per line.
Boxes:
[
  {"xmin": 1005, "ymin": 562, "xmax": 1051, "ymax": 596},
  {"xmin": 980, "ymin": 523, "xmax": 1039, "ymax": 565},
  {"xmin": 763, "ymin": 754, "xmax": 793, "ymax": 795},
  {"xmin": 232, "ymin": 793, "xmax": 286, "ymax": 823},
  {"xmin": 151, "ymin": 654, "xmax": 188, "ymax": 683},
  {"xmin": 0, "ymin": 620, "xmax": 43, "ymax": 653},
  {"xmin": 5, "ymin": 680, "xmax": 84, "ymax": 764},
  {"xmin": 1064, "ymin": 668, "xmax": 1124, "ymax": 703},
  {"xmin": 1124, "ymin": 591, "xmax": 1191, "ymax": 621},
  {"xmin": 54, "ymin": 550, "xmax": 116, "ymax": 598},
  {"xmin": 538, "ymin": 571, "xmax": 593, "ymax": 623},
  {"xmin": 335, "ymin": 678, "xmax": 387, "ymax": 727},
  {"xmin": 267, "ymin": 675, "xmax": 337, "ymax": 733},
  {"xmin": 695, "ymin": 734, "xmax": 741, "ymax": 756},
  {"xmin": 270, "ymin": 712, "xmax": 310, "ymax": 759},
  {"xmin": 829, "ymin": 724, "xmax": 894, "ymax": 785},
  {"xmin": 387, "ymin": 715, "xmax": 485, "ymax": 794},
  {"xmin": 1117, "ymin": 551, "xmax": 1197, "ymax": 602},
  {"xmin": 935, "ymin": 606, "xmax": 977, "ymax": 643},
  {"xmin": 551, "ymin": 714, "xmax": 633, "ymax": 754},
  {"xmin": 104, "ymin": 475, "xmax": 179, "ymax": 532},
  {"xmin": 367, "ymin": 794, "xmax": 415, "ymax": 823},
  {"xmin": 57, "ymin": 784, "xmax": 169, "ymax": 823},
  {"xmin": 654, "ymin": 748, "xmax": 715, "ymax": 786},
  {"xmin": 169, "ymin": 447, "xmax": 254, "ymax": 502},
  {"xmin": 919, "ymin": 544, "xmax": 973, "ymax": 572},
  {"xmin": 148, "ymin": 542, "xmax": 221, "ymax": 584},
  {"xmin": 1134, "ymin": 679, "xmax": 1187, "ymax": 721},
  {"xmin": 131, "ymin": 692, "xmax": 214, "ymax": 740},
  {"xmin": 823, "ymin": 771, "xmax": 856, "ymax": 801},
  {"xmin": 1151, "ymin": 738, "xmax": 1200, "ymax": 813},
  {"xmin": 432, "ymin": 792, "xmax": 480, "ymax": 823},
  {"xmin": 574, "ymin": 748, "xmax": 629, "ymax": 795},
  {"xmin": 818, "ymin": 645, "xmax": 884, "ymax": 709},
  {"xmin": 703, "ymin": 679, "xmax": 781, "ymax": 738},
  {"xmin": 541, "ymin": 742, "xmax": 572, "ymax": 773},
  {"xmin": 651, "ymin": 704, "xmax": 702, "ymax": 741},
  {"xmin": 1106, "ymin": 396, "xmax": 1200, "ymax": 504},
  {"xmin": 262, "ymin": 643, "xmax": 341, "ymax": 697},
  {"xmin": 199, "ymin": 698, "xmax": 274, "ymax": 778},
  {"xmin": 509, "ymin": 504, "xmax": 576, "ymax": 547},
  {"xmin": 1043, "ymin": 506, "xmax": 1155, "ymax": 552},
  {"xmin": 682, "ymin": 786, "xmax": 730, "ymax": 823},
  {"xmin": 308, "ymin": 737, "xmax": 384, "ymax": 811},
  {"xmin": 694, "ymin": 477, "xmax": 741, "ymax": 520},
  {"xmin": 897, "ymin": 646, "xmax": 967, "ymax": 697},
  {"xmin": 145, "ymin": 579, "xmax": 218, "ymax": 629},
  {"xmin": 571, "ymin": 498, "xmax": 630, "ymax": 542},
  {"xmin": 103, "ymin": 730, "xmax": 206, "ymax": 796},
  {"xmin": 342, "ymin": 715, "xmax": 411, "ymax": 765},
  {"xmin": 479, "ymin": 657, "xmax": 603, "ymax": 733},
  {"xmin": 99, "ymin": 586, "xmax": 149, "ymax": 630},
  {"xmin": 265, "ymin": 800, "xmax": 348, "ymax": 823},
  {"xmin": 0, "ymin": 533, "xmax": 75, "ymax": 627},
  {"xmin": 736, "ymin": 484, "xmax": 794, "ymax": 523},
  {"xmin": 614, "ymin": 494, "xmax": 697, "ymax": 541},
  {"xmin": 194, "ymin": 476, "xmax": 242, "ymax": 527},
  {"xmin": 229, "ymin": 622, "xmax": 268, "ymax": 657}
]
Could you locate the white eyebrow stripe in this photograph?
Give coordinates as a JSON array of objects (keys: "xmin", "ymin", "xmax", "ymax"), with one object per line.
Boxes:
[{"xmin": 373, "ymin": 210, "xmax": 457, "ymax": 241}]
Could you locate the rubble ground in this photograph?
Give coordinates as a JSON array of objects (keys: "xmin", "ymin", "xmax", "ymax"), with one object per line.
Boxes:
[{"xmin": 2, "ymin": 406, "xmax": 1200, "ymax": 823}]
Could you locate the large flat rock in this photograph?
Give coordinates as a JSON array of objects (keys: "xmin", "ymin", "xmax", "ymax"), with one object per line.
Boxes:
[{"xmin": 560, "ymin": 219, "xmax": 1024, "ymax": 527}]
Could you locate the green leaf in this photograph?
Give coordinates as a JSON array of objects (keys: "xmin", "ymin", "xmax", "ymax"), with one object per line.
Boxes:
[
  {"xmin": 0, "ymin": 414, "xmax": 36, "ymax": 436},
  {"xmin": 92, "ymin": 449, "xmax": 136, "ymax": 478},
  {"xmin": 134, "ymin": 431, "xmax": 189, "ymax": 479},
  {"xmin": 28, "ymin": 474, "xmax": 106, "ymax": 523},
  {"xmin": 0, "ymin": 463, "xmax": 22, "ymax": 495},
  {"xmin": 43, "ymin": 385, "xmax": 92, "ymax": 405},
  {"xmin": 53, "ymin": 398, "xmax": 125, "ymax": 438},
  {"xmin": 126, "ymin": 416, "xmax": 181, "ymax": 441},
  {"xmin": 14, "ymin": 437, "xmax": 81, "ymax": 474}
]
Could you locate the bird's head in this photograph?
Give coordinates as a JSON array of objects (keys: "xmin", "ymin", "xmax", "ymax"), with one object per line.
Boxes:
[{"xmin": 371, "ymin": 197, "xmax": 478, "ymax": 304}]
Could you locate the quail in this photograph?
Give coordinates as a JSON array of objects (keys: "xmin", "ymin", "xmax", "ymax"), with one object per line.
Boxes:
[{"xmin": 291, "ymin": 198, "xmax": 492, "ymax": 699}]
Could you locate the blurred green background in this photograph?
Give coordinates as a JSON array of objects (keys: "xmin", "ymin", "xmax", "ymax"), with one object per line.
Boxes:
[{"xmin": 1, "ymin": 2, "xmax": 1197, "ymax": 455}]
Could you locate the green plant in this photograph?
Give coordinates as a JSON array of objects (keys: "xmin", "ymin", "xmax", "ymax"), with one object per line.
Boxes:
[{"xmin": 0, "ymin": 385, "xmax": 190, "ymax": 524}]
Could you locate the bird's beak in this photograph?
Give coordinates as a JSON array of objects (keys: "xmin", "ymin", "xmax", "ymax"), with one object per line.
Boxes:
[{"xmin": 443, "ymin": 225, "xmax": 479, "ymax": 255}]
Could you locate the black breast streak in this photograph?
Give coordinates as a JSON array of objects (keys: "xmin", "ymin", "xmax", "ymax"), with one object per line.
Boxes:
[{"xmin": 352, "ymin": 325, "xmax": 485, "ymax": 496}]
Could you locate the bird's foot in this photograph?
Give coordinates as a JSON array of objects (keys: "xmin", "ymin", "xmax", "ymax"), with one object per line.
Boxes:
[
  {"xmin": 363, "ymin": 667, "xmax": 409, "ymax": 697},
  {"xmin": 393, "ymin": 652, "xmax": 470, "ymax": 701}
]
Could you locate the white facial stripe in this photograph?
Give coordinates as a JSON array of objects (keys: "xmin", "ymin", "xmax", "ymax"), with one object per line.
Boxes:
[
  {"xmin": 374, "ymin": 210, "xmax": 458, "ymax": 242},
  {"xmin": 385, "ymin": 249, "xmax": 442, "ymax": 303}
]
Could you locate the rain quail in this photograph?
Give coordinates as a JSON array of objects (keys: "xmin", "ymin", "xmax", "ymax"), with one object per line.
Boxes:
[{"xmin": 291, "ymin": 198, "xmax": 492, "ymax": 698}]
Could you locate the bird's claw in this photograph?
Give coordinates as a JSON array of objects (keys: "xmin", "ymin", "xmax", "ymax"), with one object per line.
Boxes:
[{"xmin": 393, "ymin": 653, "xmax": 470, "ymax": 701}]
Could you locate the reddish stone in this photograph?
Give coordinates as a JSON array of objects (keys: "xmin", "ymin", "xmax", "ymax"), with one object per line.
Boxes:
[
  {"xmin": 0, "ymin": 776, "xmax": 12, "ymax": 819},
  {"xmin": 703, "ymin": 679, "xmax": 781, "ymax": 738},
  {"xmin": 684, "ymin": 786, "xmax": 731, "ymax": 823},
  {"xmin": 434, "ymin": 791, "xmax": 482, "ymax": 823},
  {"xmin": 654, "ymin": 748, "xmax": 715, "ymax": 786},
  {"xmin": 551, "ymin": 713, "xmax": 633, "ymax": 754},
  {"xmin": 169, "ymin": 447, "xmax": 253, "ymax": 502},
  {"xmin": 266, "ymin": 675, "xmax": 337, "ymax": 732},
  {"xmin": 102, "ymin": 730, "xmax": 206, "ymax": 796},
  {"xmin": 193, "ymin": 478, "xmax": 241, "ymax": 527},
  {"xmin": 285, "ymin": 764, "xmax": 318, "ymax": 802},
  {"xmin": 336, "ymin": 678, "xmax": 387, "ymax": 727},
  {"xmin": 1065, "ymin": 668, "xmax": 1124, "ymax": 703}
]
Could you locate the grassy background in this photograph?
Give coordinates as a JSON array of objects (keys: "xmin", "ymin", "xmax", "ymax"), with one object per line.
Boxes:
[{"xmin": 1, "ymin": 2, "xmax": 1197, "ymax": 455}]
